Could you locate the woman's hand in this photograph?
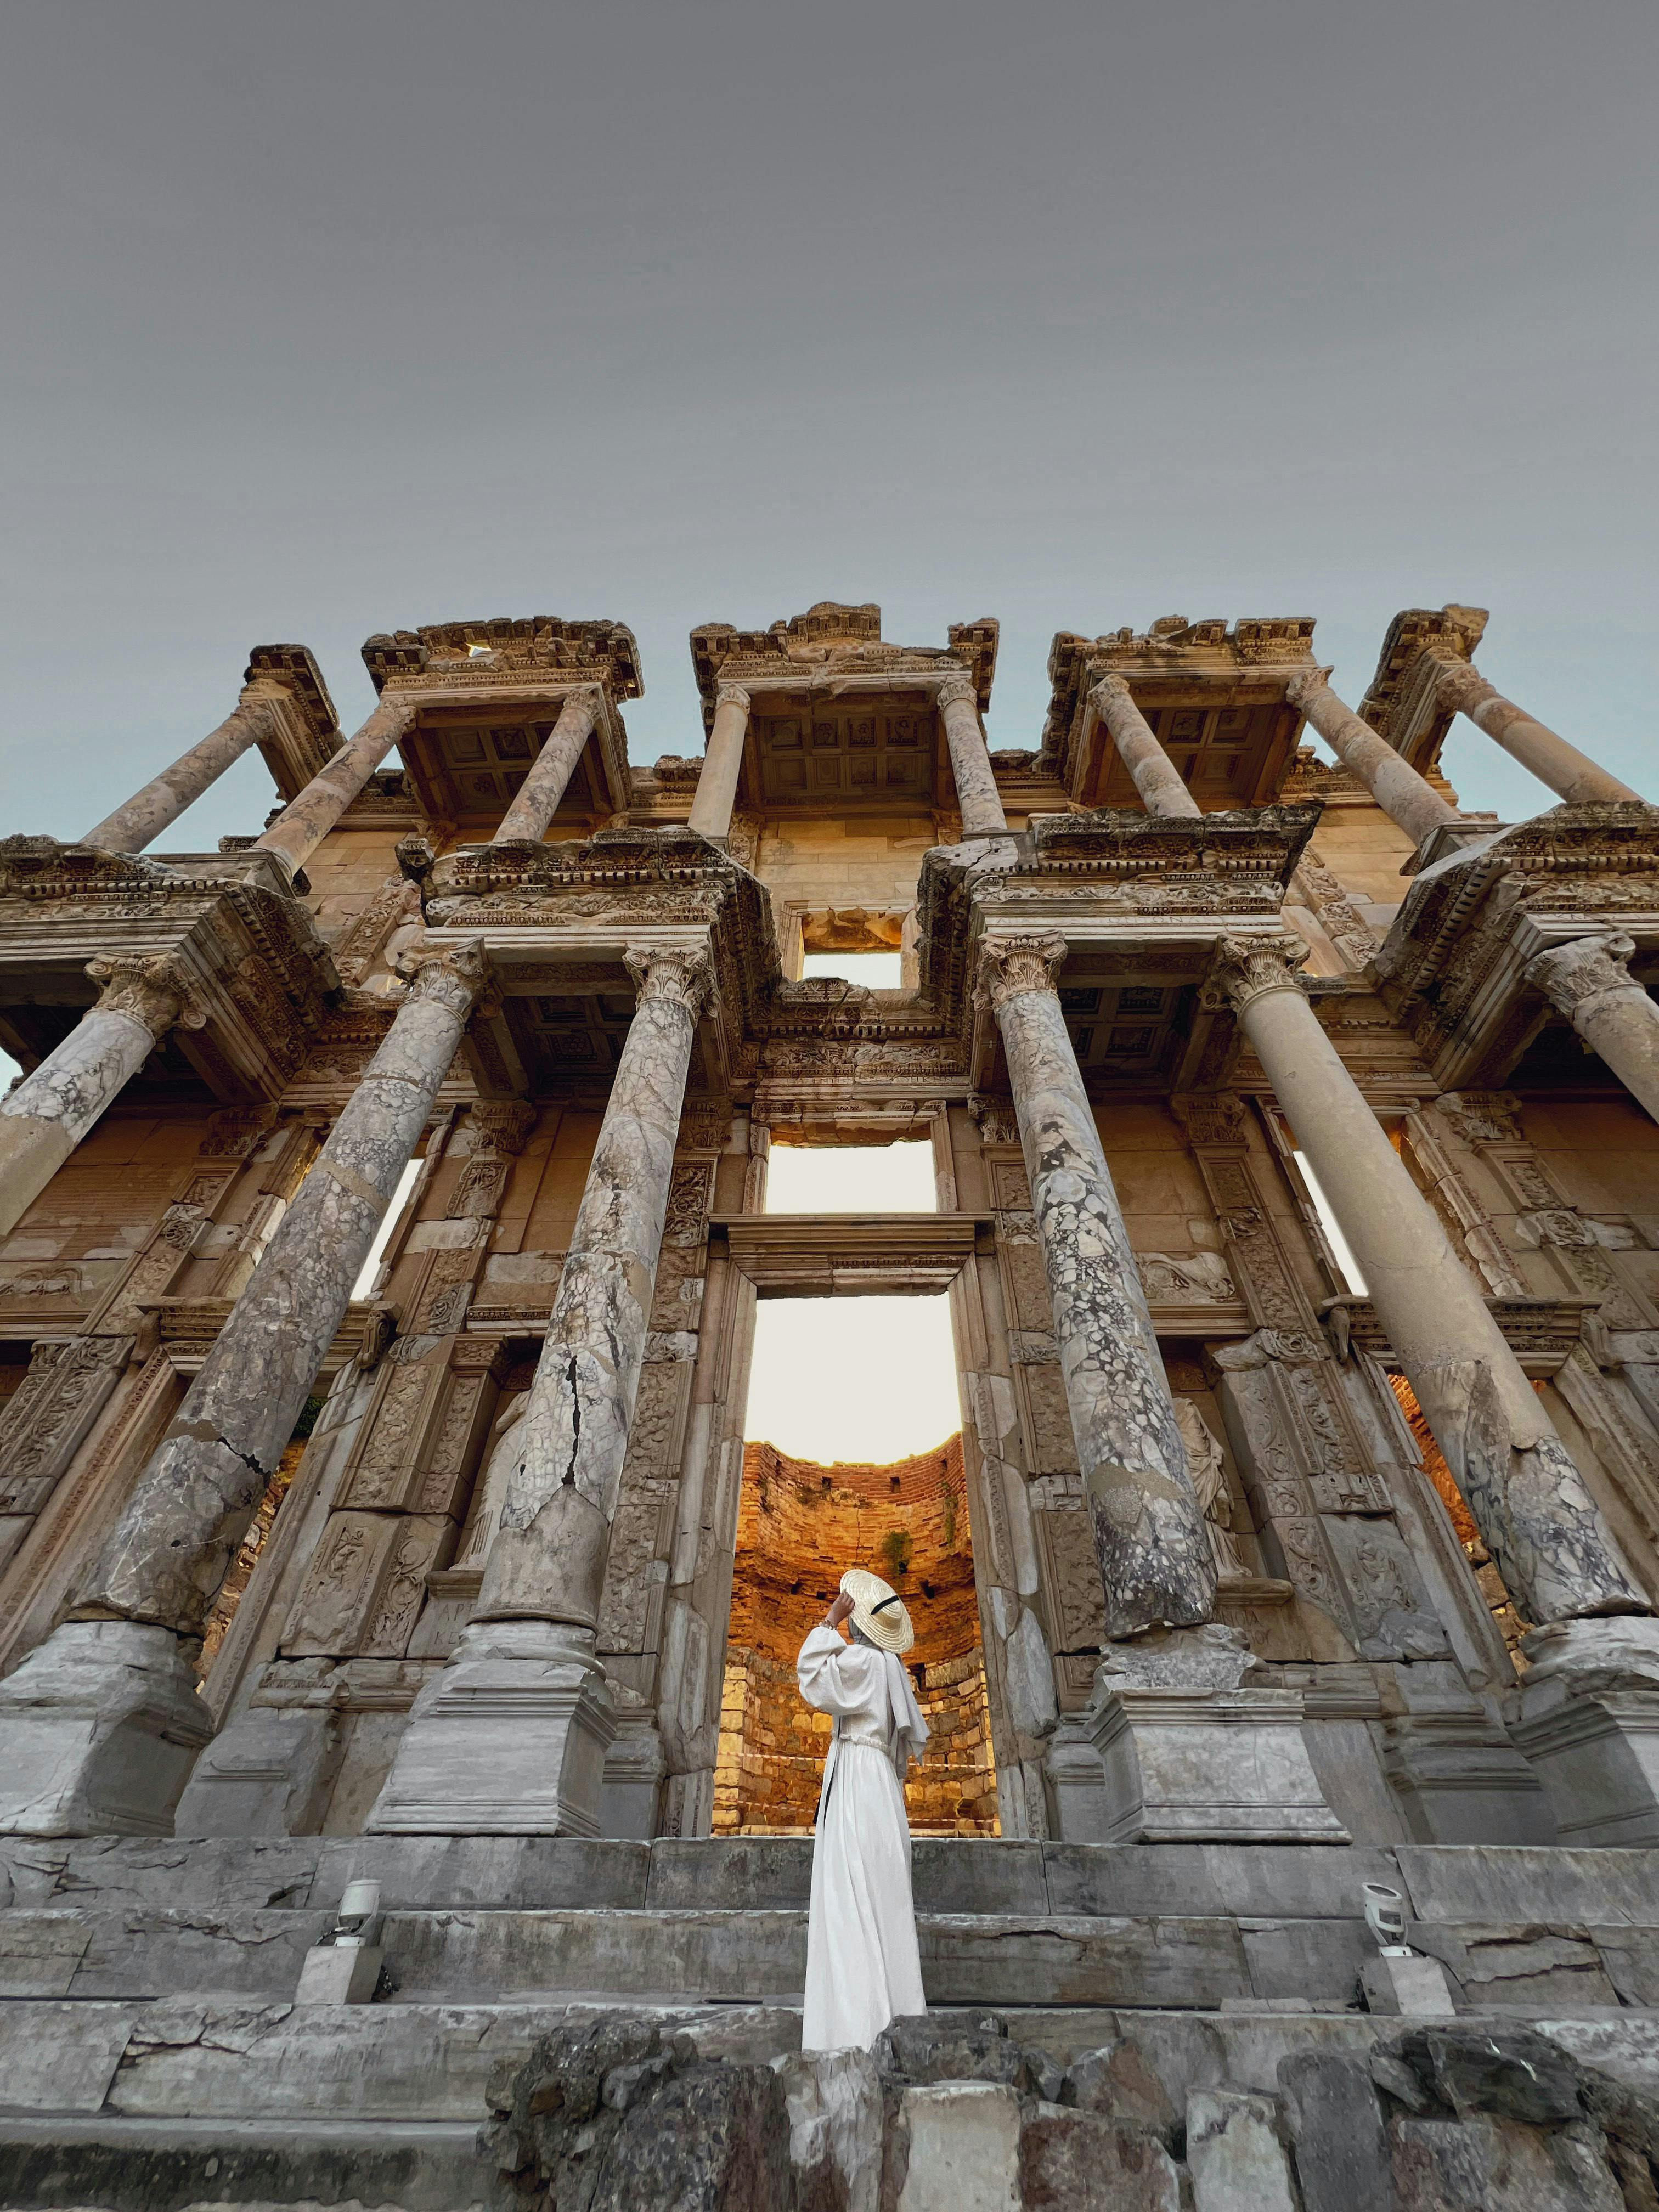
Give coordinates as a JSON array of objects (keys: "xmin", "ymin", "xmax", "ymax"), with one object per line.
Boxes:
[{"xmin": 825, "ymin": 1592, "xmax": 856, "ymax": 1630}]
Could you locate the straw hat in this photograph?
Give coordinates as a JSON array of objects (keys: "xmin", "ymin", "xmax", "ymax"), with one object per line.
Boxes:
[{"xmin": 839, "ymin": 1566, "xmax": 916, "ymax": 1655}]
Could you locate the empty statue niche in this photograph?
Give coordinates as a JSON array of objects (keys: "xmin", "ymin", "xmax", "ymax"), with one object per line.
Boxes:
[
  {"xmin": 1387, "ymin": 1373, "xmax": 1532, "ymax": 1660},
  {"xmin": 714, "ymin": 1436, "xmax": 998, "ymax": 1837}
]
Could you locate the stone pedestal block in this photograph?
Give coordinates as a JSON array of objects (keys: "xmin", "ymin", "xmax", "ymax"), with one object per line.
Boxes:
[
  {"xmin": 1381, "ymin": 1666, "xmax": 1556, "ymax": 1846},
  {"xmin": 0, "ymin": 1621, "xmax": 213, "ymax": 1838},
  {"xmin": 366, "ymin": 1621, "xmax": 614, "ymax": 1836},
  {"xmin": 173, "ymin": 1697, "xmax": 345, "ymax": 1839},
  {"xmin": 1508, "ymin": 1618, "xmax": 1659, "ymax": 1846},
  {"xmin": 1088, "ymin": 1686, "xmax": 1352, "ymax": 1844},
  {"xmin": 294, "ymin": 1942, "xmax": 382, "ymax": 2004},
  {"xmin": 601, "ymin": 1710, "xmax": 667, "ymax": 1841},
  {"xmin": 1359, "ymin": 1950, "xmax": 1458, "ymax": 2016}
]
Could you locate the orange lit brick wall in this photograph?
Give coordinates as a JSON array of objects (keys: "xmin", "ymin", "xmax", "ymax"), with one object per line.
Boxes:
[{"xmin": 714, "ymin": 1434, "xmax": 998, "ymax": 1835}]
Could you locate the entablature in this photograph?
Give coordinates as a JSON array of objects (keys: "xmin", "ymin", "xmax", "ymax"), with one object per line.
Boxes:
[{"xmin": 1358, "ymin": 603, "xmax": 1487, "ymax": 775}]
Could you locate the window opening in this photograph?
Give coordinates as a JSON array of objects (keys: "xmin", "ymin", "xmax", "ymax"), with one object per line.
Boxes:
[
  {"xmin": 800, "ymin": 949, "xmax": 902, "ymax": 987},
  {"xmin": 766, "ymin": 1139, "xmax": 936, "ymax": 1214},
  {"xmin": 1293, "ymin": 1150, "xmax": 1368, "ymax": 1295}
]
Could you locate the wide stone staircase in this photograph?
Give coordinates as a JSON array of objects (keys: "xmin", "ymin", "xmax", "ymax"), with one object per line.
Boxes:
[{"xmin": 2, "ymin": 1836, "xmax": 1657, "ymax": 2208}]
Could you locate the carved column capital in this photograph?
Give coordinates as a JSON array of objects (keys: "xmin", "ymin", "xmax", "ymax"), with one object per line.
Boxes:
[
  {"xmin": 85, "ymin": 955, "xmax": 207, "ymax": 1038},
  {"xmin": 934, "ymin": 671, "xmax": 980, "ymax": 714},
  {"xmin": 395, "ymin": 936, "xmax": 490, "ymax": 1015},
  {"xmin": 1204, "ymin": 933, "xmax": 1311, "ymax": 1014},
  {"xmin": 1087, "ymin": 673, "xmax": 1132, "ymax": 710},
  {"xmin": 625, "ymin": 941, "xmax": 716, "ymax": 1019},
  {"xmin": 558, "ymin": 682, "xmax": 606, "ymax": 720},
  {"xmin": 1426, "ymin": 656, "xmax": 1494, "ymax": 717},
  {"xmin": 1526, "ymin": 932, "xmax": 1640, "ymax": 1014},
  {"xmin": 714, "ymin": 681, "xmax": 751, "ymax": 716},
  {"xmin": 975, "ymin": 933, "xmax": 1068, "ymax": 1014},
  {"xmin": 1280, "ymin": 665, "xmax": 1336, "ymax": 712}
]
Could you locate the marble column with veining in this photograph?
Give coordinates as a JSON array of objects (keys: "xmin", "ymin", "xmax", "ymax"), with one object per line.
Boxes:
[
  {"xmin": 492, "ymin": 687, "xmax": 602, "ymax": 845},
  {"xmin": 255, "ymin": 692, "xmax": 420, "ymax": 877},
  {"xmin": 0, "ymin": 940, "xmax": 487, "ymax": 1836},
  {"xmin": 367, "ymin": 941, "xmax": 712, "ymax": 1836},
  {"xmin": 936, "ymin": 673, "xmax": 1009, "ymax": 839},
  {"xmin": 686, "ymin": 683, "xmax": 751, "ymax": 840},
  {"xmin": 1090, "ymin": 676, "xmax": 1201, "ymax": 820},
  {"xmin": 1211, "ymin": 932, "xmax": 1646, "ymax": 1626},
  {"xmin": 0, "ymin": 956, "xmax": 207, "ymax": 1242},
  {"xmin": 83, "ymin": 683, "xmax": 284, "ymax": 854},
  {"xmin": 1526, "ymin": 932, "xmax": 1659, "ymax": 1125},
  {"xmin": 981, "ymin": 934, "xmax": 1216, "ymax": 1635},
  {"xmin": 1432, "ymin": 659, "xmax": 1642, "ymax": 805},
  {"xmin": 1283, "ymin": 668, "xmax": 1464, "ymax": 848}
]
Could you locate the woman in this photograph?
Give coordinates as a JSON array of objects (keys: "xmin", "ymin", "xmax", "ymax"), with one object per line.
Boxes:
[{"xmin": 797, "ymin": 1567, "xmax": 930, "ymax": 2053}]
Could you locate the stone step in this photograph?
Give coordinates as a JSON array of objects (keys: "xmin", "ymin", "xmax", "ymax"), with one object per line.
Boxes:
[{"xmin": 9, "ymin": 1835, "xmax": 1659, "ymax": 1926}]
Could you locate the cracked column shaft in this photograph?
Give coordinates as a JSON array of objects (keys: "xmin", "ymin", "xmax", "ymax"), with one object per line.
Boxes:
[
  {"xmin": 0, "ymin": 956, "xmax": 207, "ymax": 1242},
  {"xmin": 1211, "ymin": 932, "xmax": 1646, "ymax": 1625},
  {"xmin": 493, "ymin": 687, "xmax": 602, "ymax": 846},
  {"xmin": 1283, "ymin": 669, "xmax": 1463, "ymax": 848},
  {"xmin": 255, "ymin": 692, "xmax": 419, "ymax": 876},
  {"xmin": 1432, "ymin": 660, "xmax": 1642, "ymax": 805},
  {"xmin": 980, "ymin": 934, "xmax": 1216, "ymax": 1634},
  {"xmin": 476, "ymin": 940, "xmax": 714, "ymax": 1628},
  {"xmin": 937, "ymin": 673, "xmax": 1009, "ymax": 840},
  {"xmin": 1526, "ymin": 932, "xmax": 1659, "ymax": 1126},
  {"xmin": 83, "ymin": 684, "xmax": 283, "ymax": 854},
  {"xmin": 1090, "ymin": 676, "xmax": 1202, "ymax": 820},
  {"xmin": 81, "ymin": 939, "xmax": 488, "ymax": 1631},
  {"xmin": 687, "ymin": 683, "xmax": 751, "ymax": 841}
]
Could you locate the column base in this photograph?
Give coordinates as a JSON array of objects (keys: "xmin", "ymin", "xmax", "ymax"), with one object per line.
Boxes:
[
  {"xmin": 0, "ymin": 1620, "xmax": 214, "ymax": 1838},
  {"xmin": 1508, "ymin": 1616, "xmax": 1659, "ymax": 1846},
  {"xmin": 365, "ymin": 1620, "xmax": 615, "ymax": 1836},
  {"xmin": 173, "ymin": 1664, "xmax": 347, "ymax": 1838},
  {"xmin": 1380, "ymin": 1663, "xmax": 1556, "ymax": 1844},
  {"xmin": 1046, "ymin": 1626, "xmax": 1348, "ymax": 1844}
]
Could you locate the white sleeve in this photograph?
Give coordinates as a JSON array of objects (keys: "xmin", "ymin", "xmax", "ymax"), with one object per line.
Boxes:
[{"xmin": 797, "ymin": 1624, "xmax": 883, "ymax": 1717}]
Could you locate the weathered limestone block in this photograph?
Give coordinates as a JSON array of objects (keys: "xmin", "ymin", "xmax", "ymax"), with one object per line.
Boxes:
[
  {"xmin": 1019, "ymin": 2102, "xmax": 1182, "ymax": 2211},
  {"xmin": 1508, "ymin": 1615, "xmax": 1659, "ymax": 1845},
  {"xmin": 979, "ymin": 935, "xmax": 1215, "ymax": 1636},
  {"xmin": 0, "ymin": 956, "xmax": 206, "ymax": 1240},
  {"xmin": 896, "ymin": 2080, "xmax": 1022, "ymax": 2212},
  {"xmin": 1278, "ymin": 2050, "xmax": 1392, "ymax": 2212},
  {"xmin": 779, "ymin": 2046, "xmax": 883, "ymax": 2212},
  {"xmin": 1186, "ymin": 2089, "xmax": 1300, "ymax": 2212}
]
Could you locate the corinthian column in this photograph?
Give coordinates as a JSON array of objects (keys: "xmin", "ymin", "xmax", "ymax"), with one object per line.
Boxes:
[
  {"xmin": 0, "ymin": 940, "xmax": 489, "ymax": 1837},
  {"xmin": 936, "ymin": 673, "xmax": 1008, "ymax": 839},
  {"xmin": 1526, "ymin": 933, "xmax": 1659, "ymax": 1125},
  {"xmin": 1432, "ymin": 661, "xmax": 1641, "ymax": 805},
  {"xmin": 0, "ymin": 956, "xmax": 207, "ymax": 1241},
  {"xmin": 493, "ymin": 687, "xmax": 602, "ymax": 846},
  {"xmin": 368, "ymin": 940, "xmax": 714, "ymax": 1835},
  {"xmin": 1209, "ymin": 932, "xmax": 1646, "ymax": 1627},
  {"xmin": 255, "ymin": 692, "xmax": 419, "ymax": 876},
  {"xmin": 979, "ymin": 935, "xmax": 1215, "ymax": 1634},
  {"xmin": 83, "ymin": 684, "xmax": 284, "ymax": 854},
  {"xmin": 1090, "ymin": 677, "xmax": 1200, "ymax": 820},
  {"xmin": 687, "ymin": 683, "xmax": 751, "ymax": 840},
  {"xmin": 1284, "ymin": 669, "xmax": 1463, "ymax": 848}
]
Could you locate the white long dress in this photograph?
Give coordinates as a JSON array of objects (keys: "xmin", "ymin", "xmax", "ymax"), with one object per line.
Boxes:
[{"xmin": 797, "ymin": 1623, "xmax": 929, "ymax": 2053}]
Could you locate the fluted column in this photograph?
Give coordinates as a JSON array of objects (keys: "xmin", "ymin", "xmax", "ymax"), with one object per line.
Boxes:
[
  {"xmin": 687, "ymin": 683, "xmax": 751, "ymax": 840},
  {"xmin": 1090, "ymin": 676, "xmax": 1201, "ymax": 820},
  {"xmin": 1209, "ymin": 932, "xmax": 1646, "ymax": 1627},
  {"xmin": 0, "ymin": 956, "xmax": 207, "ymax": 1241},
  {"xmin": 1432, "ymin": 661, "xmax": 1641, "ymax": 805},
  {"xmin": 1526, "ymin": 933, "xmax": 1659, "ymax": 1125},
  {"xmin": 979, "ymin": 935, "xmax": 1215, "ymax": 1634},
  {"xmin": 255, "ymin": 692, "xmax": 419, "ymax": 876},
  {"xmin": 83, "ymin": 684, "xmax": 284, "ymax": 854},
  {"xmin": 493, "ymin": 686, "xmax": 602, "ymax": 846},
  {"xmin": 368, "ymin": 940, "xmax": 714, "ymax": 1835},
  {"xmin": 0, "ymin": 940, "xmax": 489, "ymax": 1836},
  {"xmin": 936, "ymin": 673, "xmax": 1008, "ymax": 839},
  {"xmin": 1284, "ymin": 669, "xmax": 1463, "ymax": 848}
]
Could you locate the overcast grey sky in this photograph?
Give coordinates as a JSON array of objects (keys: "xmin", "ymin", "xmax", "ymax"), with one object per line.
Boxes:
[{"xmin": 3, "ymin": 0, "xmax": 1655, "ymax": 848}]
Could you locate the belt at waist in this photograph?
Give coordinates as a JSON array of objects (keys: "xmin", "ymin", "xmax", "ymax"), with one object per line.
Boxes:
[{"xmin": 838, "ymin": 1725, "xmax": 890, "ymax": 1750}]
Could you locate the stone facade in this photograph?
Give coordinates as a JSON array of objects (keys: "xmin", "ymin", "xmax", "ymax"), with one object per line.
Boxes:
[{"xmin": 0, "ymin": 597, "xmax": 1657, "ymax": 2205}]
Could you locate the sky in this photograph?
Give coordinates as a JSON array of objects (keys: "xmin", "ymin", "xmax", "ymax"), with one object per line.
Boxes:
[{"xmin": 3, "ymin": 0, "xmax": 1656, "ymax": 849}]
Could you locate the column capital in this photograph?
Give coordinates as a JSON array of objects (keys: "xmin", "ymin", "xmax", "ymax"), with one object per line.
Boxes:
[
  {"xmin": 84, "ymin": 954, "xmax": 207, "ymax": 1038},
  {"xmin": 1203, "ymin": 933, "xmax": 1311, "ymax": 1014},
  {"xmin": 1526, "ymin": 930, "xmax": 1640, "ymax": 1015},
  {"xmin": 1427, "ymin": 657, "xmax": 1496, "ymax": 716},
  {"xmin": 934, "ymin": 670, "xmax": 980, "ymax": 714},
  {"xmin": 394, "ymin": 936, "xmax": 490, "ymax": 1016},
  {"xmin": 1087, "ymin": 672, "xmax": 1132, "ymax": 709},
  {"xmin": 624, "ymin": 941, "xmax": 716, "ymax": 1019},
  {"xmin": 975, "ymin": 932, "xmax": 1068, "ymax": 1014},
  {"xmin": 713, "ymin": 681, "xmax": 751, "ymax": 716},
  {"xmin": 1280, "ymin": 665, "xmax": 1338, "ymax": 711}
]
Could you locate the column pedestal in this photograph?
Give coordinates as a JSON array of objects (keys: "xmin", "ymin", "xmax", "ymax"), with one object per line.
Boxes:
[
  {"xmin": 0, "ymin": 1621, "xmax": 213, "ymax": 1838},
  {"xmin": 368, "ymin": 1621, "xmax": 615, "ymax": 1837},
  {"xmin": 1043, "ymin": 1626, "xmax": 1347, "ymax": 1844},
  {"xmin": 1506, "ymin": 1617, "xmax": 1659, "ymax": 1847}
]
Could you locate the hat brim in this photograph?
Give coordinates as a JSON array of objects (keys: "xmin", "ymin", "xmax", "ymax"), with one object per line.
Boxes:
[{"xmin": 839, "ymin": 1567, "xmax": 916, "ymax": 1655}]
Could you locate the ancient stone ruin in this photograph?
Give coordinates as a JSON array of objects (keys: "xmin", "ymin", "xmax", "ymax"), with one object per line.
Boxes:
[{"xmin": 0, "ymin": 600, "xmax": 1656, "ymax": 2207}]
